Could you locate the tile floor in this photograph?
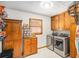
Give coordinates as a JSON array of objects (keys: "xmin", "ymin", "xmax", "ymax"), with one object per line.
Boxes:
[{"xmin": 27, "ymin": 48, "xmax": 62, "ymax": 58}]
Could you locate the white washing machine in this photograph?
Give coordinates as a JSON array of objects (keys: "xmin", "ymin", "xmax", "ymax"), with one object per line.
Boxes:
[{"xmin": 46, "ymin": 34, "xmax": 54, "ymax": 51}]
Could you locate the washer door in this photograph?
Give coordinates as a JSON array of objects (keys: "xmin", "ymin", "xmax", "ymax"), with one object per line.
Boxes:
[{"xmin": 54, "ymin": 38, "xmax": 63, "ymax": 51}]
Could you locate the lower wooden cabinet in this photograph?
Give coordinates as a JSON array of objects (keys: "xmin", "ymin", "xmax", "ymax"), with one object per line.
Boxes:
[
  {"xmin": 23, "ymin": 37, "xmax": 37, "ymax": 57},
  {"xmin": 24, "ymin": 39, "xmax": 31, "ymax": 56},
  {"xmin": 31, "ymin": 38, "xmax": 37, "ymax": 54},
  {"xmin": 59, "ymin": 13, "xmax": 65, "ymax": 30},
  {"xmin": 64, "ymin": 11, "xmax": 71, "ymax": 30}
]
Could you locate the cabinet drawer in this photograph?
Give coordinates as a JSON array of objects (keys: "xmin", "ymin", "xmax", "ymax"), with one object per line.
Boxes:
[
  {"xmin": 31, "ymin": 39, "xmax": 37, "ymax": 44},
  {"xmin": 24, "ymin": 45, "xmax": 31, "ymax": 56},
  {"xmin": 24, "ymin": 49, "xmax": 31, "ymax": 56},
  {"xmin": 24, "ymin": 45, "xmax": 31, "ymax": 49},
  {"xmin": 24, "ymin": 39, "xmax": 31, "ymax": 45},
  {"xmin": 31, "ymin": 47, "xmax": 37, "ymax": 54},
  {"xmin": 31, "ymin": 43, "xmax": 37, "ymax": 54},
  {"xmin": 31, "ymin": 42, "xmax": 37, "ymax": 45},
  {"xmin": 31, "ymin": 44, "xmax": 37, "ymax": 47},
  {"xmin": 24, "ymin": 47, "xmax": 31, "ymax": 53}
]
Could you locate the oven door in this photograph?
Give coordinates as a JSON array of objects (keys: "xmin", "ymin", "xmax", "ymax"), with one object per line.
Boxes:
[{"xmin": 54, "ymin": 37, "xmax": 63, "ymax": 51}]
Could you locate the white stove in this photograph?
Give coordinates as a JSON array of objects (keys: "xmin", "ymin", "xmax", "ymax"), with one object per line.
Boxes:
[{"xmin": 53, "ymin": 31, "xmax": 70, "ymax": 57}]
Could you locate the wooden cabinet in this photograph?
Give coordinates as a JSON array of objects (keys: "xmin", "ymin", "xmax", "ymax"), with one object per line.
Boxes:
[
  {"xmin": 51, "ymin": 11, "xmax": 76, "ymax": 31},
  {"xmin": 59, "ymin": 13, "xmax": 65, "ymax": 30},
  {"xmin": 3, "ymin": 20, "xmax": 13, "ymax": 50},
  {"xmin": 64, "ymin": 11, "xmax": 71, "ymax": 30},
  {"xmin": 24, "ymin": 39, "xmax": 31, "ymax": 56},
  {"xmin": 31, "ymin": 38, "xmax": 37, "ymax": 54},
  {"xmin": 23, "ymin": 37, "xmax": 37, "ymax": 57},
  {"xmin": 70, "ymin": 23, "xmax": 77, "ymax": 58},
  {"xmin": 70, "ymin": 15, "xmax": 75, "ymax": 24},
  {"xmin": 51, "ymin": 15, "xmax": 59, "ymax": 30},
  {"xmin": 51, "ymin": 17, "xmax": 55, "ymax": 30},
  {"xmin": 3, "ymin": 19, "xmax": 22, "ymax": 58},
  {"xmin": 51, "ymin": 13, "xmax": 65, "ymax": 30}
]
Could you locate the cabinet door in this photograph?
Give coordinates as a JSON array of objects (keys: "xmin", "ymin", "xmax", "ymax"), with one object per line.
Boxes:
[
  {"xmin": 12, "ymin": 21, "xmax": 22, "ymax": 41},
  {"xmin": 70, "ymin": 16, "xmax": 75, "ymax": 24},
  {"xmin": 31, "ymin": 38, "xmax": 37, "ymax": 54},
  {"xmin": 13, "ymin": 40, "xmax": 22, "ymax": 58},
  {"xmin": 64, "ymin": 12, "xmax": 71, "ymax": 30},
  {"xmin": 3, "ymin": 21, "xmax": 13, "ymax": 50},
  {"xmin": 51, "ymin": 16, "xmax": 59, "ymax": 30},
  {"xmin": 13, "ymin": 20, "xmax": 22, "ymax": 58},
  {"xmin": 24, "ymin": 39, "xmax": 31, "ymax": 56},
  {"xmin": 51, "ymin": 17, "xmax": 55, "ymax": 30},
  {"xmin": 59, "ymin": 13, "xmax": 65, "ymax": 30},
  {"xmin": 54, "ymin": 16, "xmax": 59, "ymax": 30},
  {"xmin": 5, "ymin": 21, "xmax": 13, "ymax": 41}
]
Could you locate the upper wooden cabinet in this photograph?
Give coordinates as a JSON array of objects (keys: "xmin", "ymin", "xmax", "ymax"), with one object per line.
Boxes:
[
  {"xmin": 51, "ymin": 15, "xmax": 59, "ymax": 30},
  {"xmin": 69, "ymin": 15, "xmax": 76, "ymax": 24},
  {"xmin": 51, "ymin": 17, "xmax": 55, "ymax": 30},
  {"xmin": 64, "ymin": 11, "xmax": 71, "ymax": 30},
  {"xmin": 51, "ymin": 11, "xmax": 75, "ymax": 31},
  {"xmin": 59, "ymin": 13, "xmax": 65, "ymax": 30},
  {"xmin": 51, "ymin": 13, "xmax": 65, "ymax": 30}
]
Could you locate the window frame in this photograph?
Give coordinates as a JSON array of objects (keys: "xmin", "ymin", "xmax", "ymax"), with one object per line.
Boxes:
[{"xmin": 29, "ymin": 18, "xmax": 43, "ymax": 35}]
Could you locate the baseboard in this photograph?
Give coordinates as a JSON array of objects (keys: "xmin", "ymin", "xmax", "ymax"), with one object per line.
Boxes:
[{"xmin": 38, "ymin": 45, "xmax": 47, "ymax": 49}]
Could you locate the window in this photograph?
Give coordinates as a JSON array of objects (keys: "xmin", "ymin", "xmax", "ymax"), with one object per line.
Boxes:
[{"xmin": 29, "ymin": 18, "xmax": 42, "ymax": 35}]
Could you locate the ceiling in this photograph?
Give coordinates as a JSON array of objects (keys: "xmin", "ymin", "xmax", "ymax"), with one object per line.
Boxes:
[{"xmin": 0, "ymin": 1, "xmax": 73, "ymax": 17}]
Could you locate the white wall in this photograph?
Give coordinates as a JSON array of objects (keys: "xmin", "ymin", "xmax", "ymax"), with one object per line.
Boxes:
[{"xmin": 6, "ymin": 8, "xmax": 52, "ymax": 48}]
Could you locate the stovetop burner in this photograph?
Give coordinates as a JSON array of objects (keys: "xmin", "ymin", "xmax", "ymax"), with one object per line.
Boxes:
[
  {"xmin": 52, "ymin": 31, "xmax": 69, "ymax": 37},
  {"xmin": 59, "ymin": 34, "xmax": 69, "ymax": 37}
]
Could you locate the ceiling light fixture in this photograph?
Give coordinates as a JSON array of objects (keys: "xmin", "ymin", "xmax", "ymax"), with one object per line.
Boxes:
[{"xmin": 40, "ymin": 1, "xmax": 53, "ymax": 9}]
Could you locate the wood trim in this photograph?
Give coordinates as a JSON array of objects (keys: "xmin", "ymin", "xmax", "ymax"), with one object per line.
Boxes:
[
  {"xmin": 4, "ymin": 19, "xmax": 22, "ymax": 23},
  {"xmin": 51, "ymin": 17, "xmax": 52, "ymax": 30},
  {"xmin": 23, "ymin": 52, "xmax": 37, "ymax": 58},
  {"xmin": 63, "ymin": 12, "xmax": 65, "ymax": 30},
  {"xmin": 5, "ymin": 19, "xmax": 22, "ymax": 21},
  {"xmin": 51, "ymin": 14, "xmax": 59, "ymax": 18},
  {"xmin": 38, "ymin": 45, "xmax": 47, "ymax": 49}
]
